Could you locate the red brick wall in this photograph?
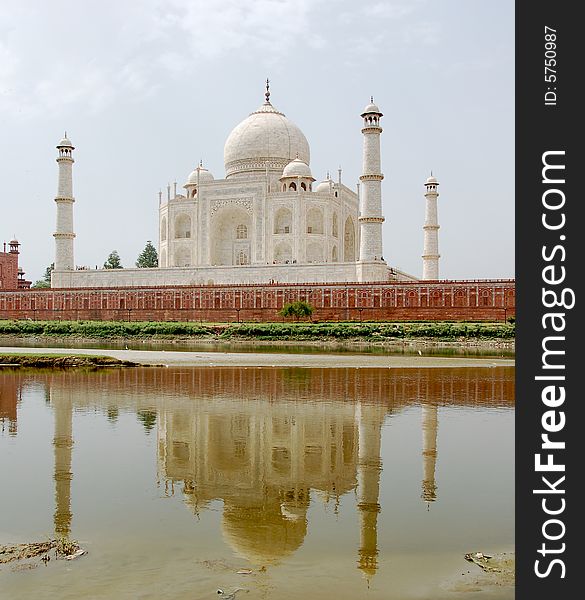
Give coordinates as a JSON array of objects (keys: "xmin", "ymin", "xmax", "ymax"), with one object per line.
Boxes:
[
  {"xmin": 0, "ymin": 252, "xmax": 18, "ymax": 291},
  {"xmin": 0, "ymin": 279, "xmax": 515, "ymax": 322}
]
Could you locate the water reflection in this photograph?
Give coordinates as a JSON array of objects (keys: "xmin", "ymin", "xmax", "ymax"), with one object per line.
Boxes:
[
  {"xmin": 0, "ymin": 372, "xmax": 20, "ymax": 435},
  {"xmin": 52, "ymin": 387, "xmax": 73, "ymax": 537},
  {"xmin": 1, "ymin": 366, "xmax": 514, "ymax": 583}
]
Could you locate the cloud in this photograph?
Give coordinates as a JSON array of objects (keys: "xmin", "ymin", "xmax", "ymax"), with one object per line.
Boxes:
[{"xmin": 0, "ymin": 0, "xmax": 440, "ymax": 119}]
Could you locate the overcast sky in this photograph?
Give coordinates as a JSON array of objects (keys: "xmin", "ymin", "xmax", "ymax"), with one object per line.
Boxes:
[{"xmin": 1, "ymin": 0, "xmax": 514, "ymax": 282}]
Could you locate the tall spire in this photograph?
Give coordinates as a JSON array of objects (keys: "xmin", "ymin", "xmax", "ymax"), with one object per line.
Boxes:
[
  {"xmin": 265, "ymin": 78, "xmax": 271, "ymax": 104},
  {"xmin": 422, "ymin": 173, "xmax": 440, "ymax": 279},
  {"xmin": 53, "ymin": 134, "xmax": 76, "ymax": 274},
  {"xmin": 358, "ymin": 99, "xmax": 385, "ymax": 265}
]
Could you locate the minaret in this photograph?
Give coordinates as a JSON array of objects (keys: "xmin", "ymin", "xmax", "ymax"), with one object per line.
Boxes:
[
  {"xmin": 421, "ymin": 404, "xmax": 438, "ymax": 505},
  {"xmin": 53, "ymin": 134, "xmax": 76, "ymax": 272},
  {"xmin": 356, "ymin": 402, "xmax": 385, "ymax": 583},
  {"xmin": 358, "ymin": 98, "xmax": 385, "ymax": 263},
  {"xmin": 422, "ymin": 174, "xmax": 440, "ymax": 279}
]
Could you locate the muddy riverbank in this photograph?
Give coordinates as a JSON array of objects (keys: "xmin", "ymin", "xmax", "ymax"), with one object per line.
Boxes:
[{"xmin": 0, "ymin": 346, "xmax": 514, "ymax": 368}]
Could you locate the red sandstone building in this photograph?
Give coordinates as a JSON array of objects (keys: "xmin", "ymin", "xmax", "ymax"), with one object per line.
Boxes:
[{"xmin": 0, "ymin": 239, "xmax": 31, "ymax": 291}]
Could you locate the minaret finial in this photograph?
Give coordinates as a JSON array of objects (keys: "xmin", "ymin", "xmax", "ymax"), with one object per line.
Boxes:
[
  {"xmin": 199, "ymin": 159, "xmax": 203, "ymax": 167},
  {"xmin": 64, "ymin": 130, "xmax": 67, "ymax": 138},
  {"xmin": 430, "ymin": 169, "xmax": 433, "ymax": 177},
  {"xmin": 265, "ymin": 78, "xmax": 271, "ymax": 103},
  {"xmin": 370, "ymin": 96, "xmax": 373, "ymax": 103}
]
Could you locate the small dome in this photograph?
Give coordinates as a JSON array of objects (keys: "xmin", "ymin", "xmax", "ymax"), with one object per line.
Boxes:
[
  {"xmin": 186, "ymin": 165, "xmax": 214, "ymax": 185},
  {"xmin": 426, "ymin": 175, "xmax": 438, "ymax": 184},
  {"xmin": 9, "ymin": 238, "xmax": 19, "ymax": 245},
  {"xmin": 361, "ymin": 99, "xmax": 382, "ymax": 116},
  {"xmin": 282, "ymin": 157, "xmax": 313, "ymax": 179},
  {"xmin": 315, "ymin": 178, "xmax": 333, "ymax": 193},
  {"xmin": 57, "ymin": 136, "xmax": 74, "ymax": 148}
]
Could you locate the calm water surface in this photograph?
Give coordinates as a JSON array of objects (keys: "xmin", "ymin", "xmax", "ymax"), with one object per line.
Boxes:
[
  {"xmin": 0, "ymin": 366, "xmax": 514, "ymax": 599},
  {"xmin": 0, "ymin": 336, "xmax": 515, "ymax": 358}
]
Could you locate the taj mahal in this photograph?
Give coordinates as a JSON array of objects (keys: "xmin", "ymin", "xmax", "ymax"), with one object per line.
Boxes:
[{"xmin": 51, "ymin": 81, "xmax": 441, "ymax": 289}]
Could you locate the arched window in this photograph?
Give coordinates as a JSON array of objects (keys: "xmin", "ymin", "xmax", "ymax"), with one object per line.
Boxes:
[
  {"xmin": 173, "ymin": 246, "xmax": 191, "ymax": 267},
  {"xmin": 300, "ymin": 182, "xmax": 307, "ymax": 191},
  {"xmin": 289, "ymin": 182, "xmax": 297, "ymax": 191},
  {"xmin": 332, "ymin": 213, "xmax": 338, "ymax": 238},
  {"xmin": 306, "ymin": 242, "xmax": 323, "ymax": 263},
  {"xmin": 236, "ymin": 224, "xmax": 248, "ymax": 239},
  {"xmin": 191, "ymin": 189, "xmax": 197, "ymax": 198},
  {"xmin": 274, "ymin": 208, "xmax": 292, "ymax": 234},
  {"xmin": 274, "ymin": 242, "xmax": 292, "ymax": 264},
  {"xmin": 161, "ymin": 217, "xmax": 167, "ymax": 242},
  {"xmin": 307, "ymin": 207, "xmax": 324, "ymax": 234},
  {"xmin": 237, "ymin": 250, "xmax": 249, "ymax": 265},
  {"xmin": 344, "ymin": 216, "xmax": 356, "ymax": 261},
  {"xmin": 175, "ymin": 214, "xmax": 191, "ymax": 239},
  {"xmin": 282, "ymin": 184, "xmax": 286, "ymax": 192},
  {"xmin": 332, "ymin": 245, "xmax": 338, "ymax": 262}
]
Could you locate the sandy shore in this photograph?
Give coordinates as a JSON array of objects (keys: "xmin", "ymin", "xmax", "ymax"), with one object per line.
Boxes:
[{"xmin": 0, "ymin": 346, "xmax": 515, "ymax": 368}]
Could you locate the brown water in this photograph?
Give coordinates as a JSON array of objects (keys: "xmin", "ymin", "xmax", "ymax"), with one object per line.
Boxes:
[{"xmin": 0, "ymin": 366, "xmax": 514, "ymax": 599}]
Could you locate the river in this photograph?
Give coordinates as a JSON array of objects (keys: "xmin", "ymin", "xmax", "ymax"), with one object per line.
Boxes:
[{"xmin": 0, "ymin": 362, "xmax": 514, "ymax": 599}]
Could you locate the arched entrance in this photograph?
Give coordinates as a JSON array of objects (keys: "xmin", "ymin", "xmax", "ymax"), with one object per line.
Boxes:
[{"xmin": 211, "ymin": 207, "xmax": 252, "ymax": 266}]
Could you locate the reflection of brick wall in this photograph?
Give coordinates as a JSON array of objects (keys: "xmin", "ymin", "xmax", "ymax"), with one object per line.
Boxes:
[
  {"xmin": 0, "ymin": 251, "xmax": 18, "ymax": 290},
  {"xmin": 0, "ymin": 374, "xmax": 18, "ymax": 436},
  {"xmin": 0, "ymin": 280, "xmax": 515, "ymax": 322}
]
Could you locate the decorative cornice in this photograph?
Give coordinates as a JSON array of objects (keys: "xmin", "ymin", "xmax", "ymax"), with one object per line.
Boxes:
[
  {"xmin": 361, "ymin": 126, "xmax": 383, "ymax": 134},
  {"xmin": 359, "ymin": 174, "xmax": 384, "ymax": 181},
  {"xmin": 358, "ymin": 216, "xmax": 385, "ymax": 223}
]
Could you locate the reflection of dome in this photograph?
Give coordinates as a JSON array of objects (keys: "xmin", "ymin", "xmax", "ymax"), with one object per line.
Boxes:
[
  {"xmin": 187, "ymin": 165, "xmax": 214, "ymax": 184},
  {"xmin": 224, "ymin": 100, "xmax": 310, "ymax": 179},
  {"xmin": 222, "ymin": 498, "xmax": 307, "ymax": 565},
  {"xmin": 282, "ymin": 158, "xmax": 313, "ymax": 180}
]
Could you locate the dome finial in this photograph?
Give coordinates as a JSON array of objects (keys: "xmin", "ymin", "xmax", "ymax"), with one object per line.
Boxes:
[
  {"xmin": 370, "ymin": 96, "xmax": 374, "ymax": 103},
  {"xmin": 265, "ymin": 78, "xmax": 271, "ymax": 103},
  {"xmin": 200, "ymin": 159, "xmax": 203, "ymax": 167}
]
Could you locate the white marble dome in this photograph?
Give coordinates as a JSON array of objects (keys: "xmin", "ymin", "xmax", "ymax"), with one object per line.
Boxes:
[
  {"xmin": 282, "ymin": 157, "xmax": 313, "ymax": 180},
  {"xmin": 315, "ymin": 178, "xmax": 333, "ymax": 193},
  {"xmin": 361, "ymin": 100, "xmax": 382, "ymax": 116},
  {"xmin": 224, "ymin": 101, "xmax": 310, "ymax": 179},
  {"xmin": 57, "ymin": 136, "xmax": 74, "ymax": 148},
  {"xmin": 187, "ymin": 165, "xmax": 214, "ymax": 185}
]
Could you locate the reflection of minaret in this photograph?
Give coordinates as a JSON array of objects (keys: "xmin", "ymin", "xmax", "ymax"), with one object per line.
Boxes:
[
  {"xmin": 421, "ymin": 404, "xmax": 438, "ymax": 504},
  {"xmin": 356, "ymin": 402, "xmax": 384, "ymax": 582},
  {"xmin": 53, "ymin": 389, "xmax": 73, "ymax": 537}
]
